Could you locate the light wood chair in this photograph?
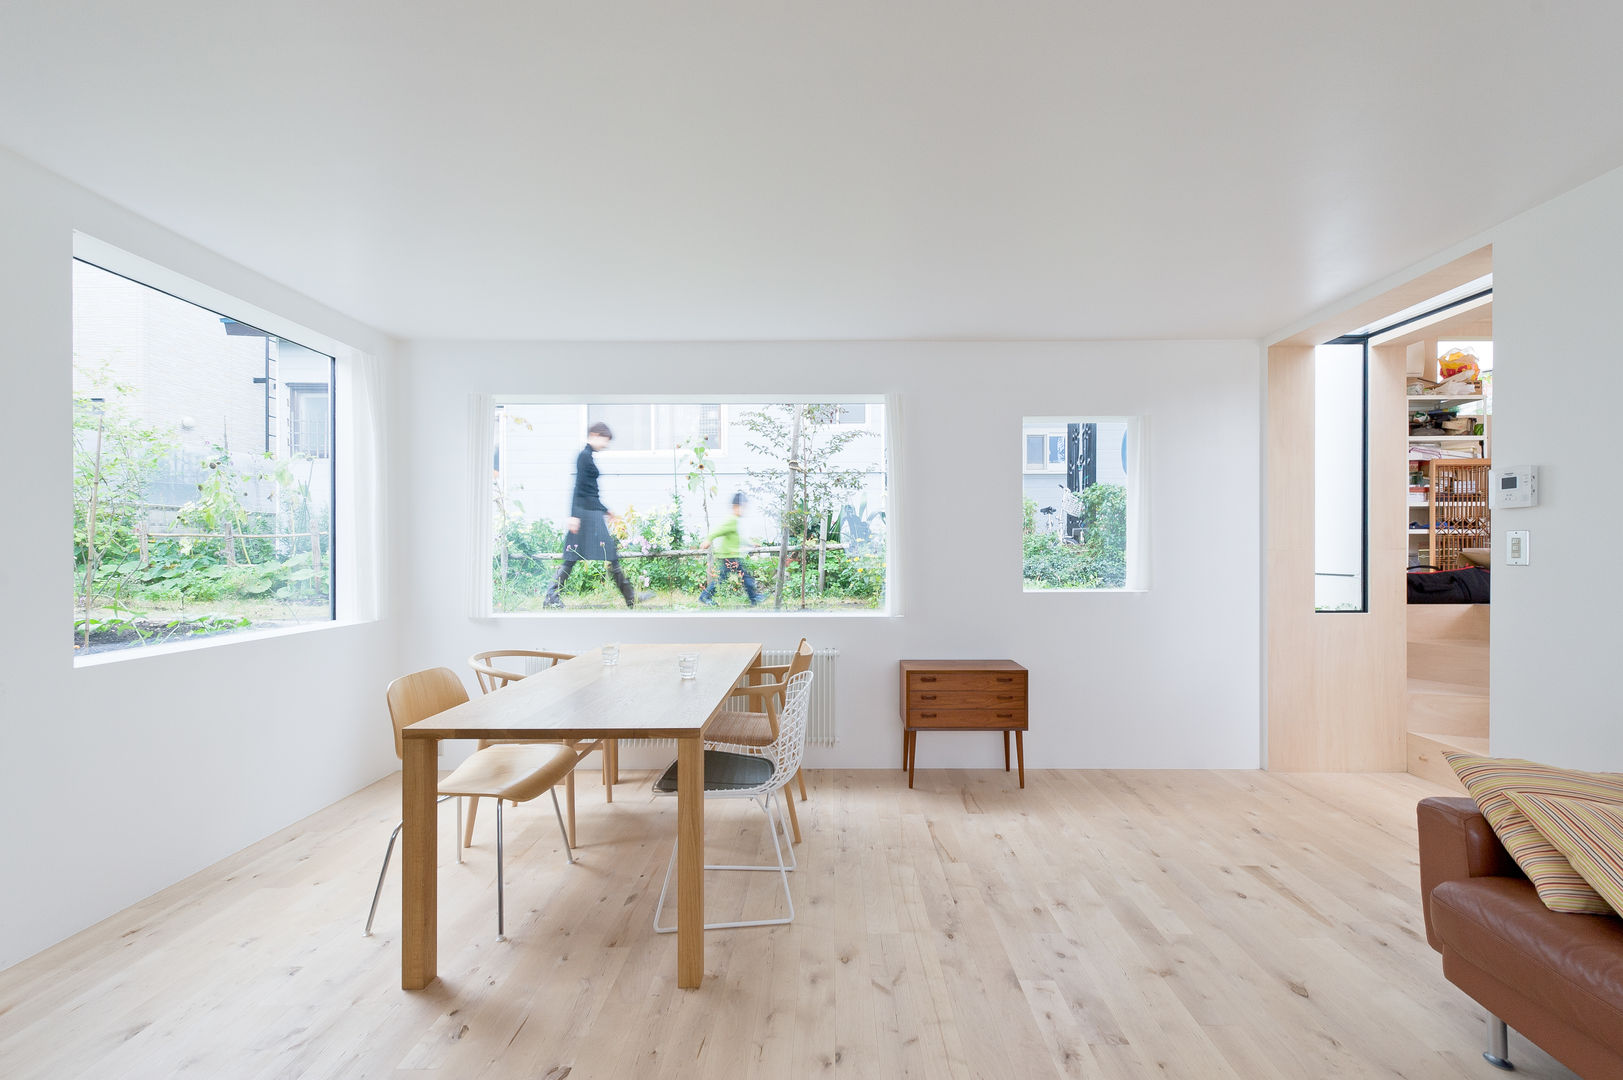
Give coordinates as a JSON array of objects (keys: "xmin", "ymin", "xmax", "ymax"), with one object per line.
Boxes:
[
  {"xmin": 652, "ymin": 670, "xmax": 814, "ymax": 932},
  {"xmin": 704, "ymin": 638, "xmax": 814, "ymax": 842},
  {"xmin": 367, "ymin": 667, "xmax": 582, "ymax": 940},
  {"xmin": 467, "ymin": 649, "xmax": 611, "ymax": 848}
]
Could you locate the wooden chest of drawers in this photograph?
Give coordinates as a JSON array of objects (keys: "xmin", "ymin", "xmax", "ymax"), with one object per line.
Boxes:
[{"xmin": 899, "ymin": 660, "xmax": 1027, "ymax": 788}]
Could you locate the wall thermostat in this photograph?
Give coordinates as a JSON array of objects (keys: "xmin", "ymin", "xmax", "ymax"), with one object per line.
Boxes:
[{"xmin": 1494, "ymin": 467, "xmax": 1539, "ymax": 509}]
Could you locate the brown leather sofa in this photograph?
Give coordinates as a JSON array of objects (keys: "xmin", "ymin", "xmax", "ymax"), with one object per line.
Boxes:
[{"xmin": 1419, "ymin": 797, "xmax": 1623, "ymax": 1077}]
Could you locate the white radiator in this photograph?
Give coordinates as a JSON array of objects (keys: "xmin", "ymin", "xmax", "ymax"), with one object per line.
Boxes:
[
  {"xmin": 618, "ymin": 646, "xmax": 839, "ymax": 755},
  {"xmin": 726, "ymin": 647, "xmax": 838, "ymax": 747}
]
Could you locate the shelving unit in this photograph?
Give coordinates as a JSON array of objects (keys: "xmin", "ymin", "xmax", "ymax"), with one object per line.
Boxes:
[{"xmin": 1407, "ymin": 395, "xmax": 1490, "ymax": 569}]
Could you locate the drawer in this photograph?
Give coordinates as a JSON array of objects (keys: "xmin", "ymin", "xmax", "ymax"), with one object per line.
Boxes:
[
  {"xmin": 907, "ymin": 707, "xmax": 1027, "ymax": 729},
  {"xmin": 906, "ymin": 671, "xmax": 1026, "ymax": 694},
  {"xmin": 907, "ymin": 688, "xmax": 1025, "ymax": 709}
]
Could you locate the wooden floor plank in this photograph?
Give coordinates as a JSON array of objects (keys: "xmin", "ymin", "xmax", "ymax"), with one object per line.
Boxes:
[{"xmin": 0, "ymin": 769, "xmax": 1583, "ymax": 1079}]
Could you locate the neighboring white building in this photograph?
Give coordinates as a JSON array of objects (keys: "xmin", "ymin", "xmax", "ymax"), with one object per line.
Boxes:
[
  {"xmin": 495, "ymin": 400, "xmax": 888, "ymax": 549},
  {"xmin": 72, "ymin": 259, "xmax": 333, "ymax": 517}
]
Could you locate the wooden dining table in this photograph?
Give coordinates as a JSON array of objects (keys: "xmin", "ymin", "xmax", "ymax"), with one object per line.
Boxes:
[{"xmin": 399, "ymin": 641, "xmax": 762, "ymax": 991}]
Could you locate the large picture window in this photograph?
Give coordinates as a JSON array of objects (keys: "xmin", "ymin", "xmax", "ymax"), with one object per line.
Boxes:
[
  {"xmin": 1022, "ymin": 416, "xmax": 1146, "ymax": 591},
  {"xmin": 491, "ymin": 399, "xmax": 889, "ymax": 613},
  {"xmin": 72, "ymin": 259, "xmax": 336, "ymax": 656}
]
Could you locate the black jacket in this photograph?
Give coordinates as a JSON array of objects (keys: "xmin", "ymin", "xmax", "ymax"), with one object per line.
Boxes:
[{"xmin": 570, "ymin": 444, "xmax": 608, "ymax": 517}]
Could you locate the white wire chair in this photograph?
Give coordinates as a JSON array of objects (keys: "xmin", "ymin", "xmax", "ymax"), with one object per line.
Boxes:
[{"xmin": 651, "ymin": 670, "xmax": 813, "ymax": 933}]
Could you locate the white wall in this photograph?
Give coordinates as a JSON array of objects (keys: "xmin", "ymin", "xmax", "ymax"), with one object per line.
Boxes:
[
  {"xmin": 1489, "ymin": 165, "xmax": 1623, "ymax": 770},
  {"xmin": 0, "ymin": 148, "xmax": 402, "ymax": 970},
  {"xmin": 400, "ymin": 340, "xmax": 1262, "ymax": 771}
]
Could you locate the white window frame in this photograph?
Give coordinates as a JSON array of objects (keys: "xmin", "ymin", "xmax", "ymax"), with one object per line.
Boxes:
[
  {"xmin": 1022, "ymin": 427, "xmax": 1068, "ymax": 473},
  {"xmin": 1021, "ymin": 414, "xmax": 1150, "ymax": 593},
  {"xmin": 485, "ymin": 393, "xmax": 895, "ymax": 617}
]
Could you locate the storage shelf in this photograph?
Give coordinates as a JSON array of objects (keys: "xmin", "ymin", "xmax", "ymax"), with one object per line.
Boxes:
[
  {"xmin": 1407, "ymin": 434, "xmax": 1486, "ymax": 442},
  {"xmin": 1407, "ymin": 395, "xmax": 1486, "ymax": 406}
]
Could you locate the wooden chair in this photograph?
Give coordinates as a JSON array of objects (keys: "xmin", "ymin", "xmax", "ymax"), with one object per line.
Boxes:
[
  {"xmin": 367, "ymin": 667, "xmax": 582, "ymax": 940},
  {"xmin": 704, "ymin": 638, "xmax": 814, "ymax": 842},
  {"xmin": 467, "ymin": 649, "xmax": 610, "ymax": 849},
  {"xmin": 652, "ymin": 671, "xmax": 814, "ymax": 932}
]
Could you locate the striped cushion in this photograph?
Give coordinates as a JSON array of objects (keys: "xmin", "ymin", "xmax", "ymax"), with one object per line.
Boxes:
[
  {"xmin": 1505, "ymin": 792, "xmax": 1623, "ymax": 917},
  {"xmin": 1446, "ymin": 753, "xmax": 1623, "ymax": 915}
]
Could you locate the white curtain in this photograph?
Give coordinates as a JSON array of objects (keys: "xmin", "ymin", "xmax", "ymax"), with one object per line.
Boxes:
[
  {"xmin": 1125, "ymin": 415, "xmax": 1151, "ymax": 591},
  {"xmin": 884, "ymin": 392, "xmax": 904, "ymax": 616},
  {"xmin": 468, "ymin": 393, "xmax": 496, "ymax": 618},
  {"xmin": 335, "ymin": 349, "xmax": 387, "ymax": 621}
]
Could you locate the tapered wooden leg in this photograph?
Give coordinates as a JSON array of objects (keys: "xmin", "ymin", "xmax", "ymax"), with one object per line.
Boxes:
[
  {"xmin": 565, "ymin": 769, "xmax": 577, "ymax": 846},
  {"xmin": 1003, "ymin": 730, "xmax": 1011, "ymax": 771},
  {"xmin": 676, "ymin": 735, "xmax": 705, "ymax": 989},
  {"xmin": 402, "ymin": 737, "xmax": 438, "ymax": 989},
  {"xmin": 782, "ymin": 783, "xmax": 802, "ymax": 843},
  {"xmin": 907, "ymin": 731, "xmax": 917, "ymax": 788},
  {"xmin": 602, "ymin": 740, "xmax": 615, "ymax": 803},
  {"xmin": 609, "ymin": 739, "xmax": 620, "ymax": 784},
  {"xmin": 795, "ymin": 767, "xmax": 808, "ymax": 801},
  {"xmin": 1015, "ymin": 730, "xmax": 1025, "ymax": 789},
  {"xmin": 903, "ymin": 728, "xmax": 910, "ymax": 771},
  {"xmin": 462, "ymin": 796, "xmax": 479, "ymax": 848}
]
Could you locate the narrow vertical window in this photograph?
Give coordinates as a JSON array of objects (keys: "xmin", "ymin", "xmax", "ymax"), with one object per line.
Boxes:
[{"xmin": 1314, "ymin": 341, "xmax": 1368, "ymax": 612}]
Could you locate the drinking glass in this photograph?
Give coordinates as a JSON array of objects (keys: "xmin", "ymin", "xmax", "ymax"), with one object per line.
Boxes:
[
  {"xmin": 676, "ymin": 651, "xmax": 699, "ymax": 679},
  {"xmin": 602, "ymin": 642, "xmax": 621, "ymax": 666}
]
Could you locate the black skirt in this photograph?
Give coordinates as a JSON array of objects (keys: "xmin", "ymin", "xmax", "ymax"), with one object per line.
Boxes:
[{"xmin": 564, "ymin": 512, "xmax": 619, "ymax": 562}]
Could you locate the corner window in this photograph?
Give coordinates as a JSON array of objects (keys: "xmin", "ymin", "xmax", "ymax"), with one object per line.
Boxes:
[
  {"xmin": 493, "ymin": 398, "xmax": 889, "ymax": 613},
  {"xmin": 1022, "ymin": 416, "xmax": 1145, "ymax": 591},
  {"xmin": 72, "ymin": 258, "xmax": 336, "ymax": 657}
]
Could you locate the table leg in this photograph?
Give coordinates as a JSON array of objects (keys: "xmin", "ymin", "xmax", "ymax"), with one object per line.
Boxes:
[
  {"xmin": 907, "ymin": 731, "xmax": 917, "ymax": 788},
  {"xmin": 1015, "ymin": 730, "xmax": 1025, "ymax": 789},
  {"xmin": 609, "ymin": 738, "xmax": 620, "ymax": 784},
  {"xmin": 402, "ymin": 737, "xmax": 438, "ymax": 989},
  {"xmin": 676, "ymin": 735, "xmax": 705, "ymax": 989},
  {"xmin": 1003, "ymin": 730, "xmax": 1010, "ymax": 771},
  {"xmin": 565, "ymin": 769, "xmax": 577, "ymax": 846}
]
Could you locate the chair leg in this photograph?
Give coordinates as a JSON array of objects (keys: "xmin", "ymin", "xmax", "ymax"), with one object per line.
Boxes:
[
  {"xmin": 1484, "ymin": 1014, "xmax": 1513, "ymax": 1071},
  {"xmin": 781, "ymin": 781, "xmax": 802, "ymax": 844},
  {"xmin": 796, "ymin": 767, "xmax": 807, "ymax": 801},
  {"xmin": 463, "ymin": 795, "xmax": 479, "ymax": 848},
  {"xmin": 653, "ymin": 793, "xmax": 796, "ymax": 934},
  {"xmin": 495, "ymin": 800, "xmax": 506, "ymax": 941},
  {"xmin": 566, "ymin": 769, "xmax": 577, "ymax": 847},
  {"xmin": 364, "ymin": 822, "xmax": 404, "ymax": 936},
  {"xmin": 455, "ymin": 798, "xmax": 463, "ymax": 864},
  {"xmin": 551, "ymin": 787, "xmax": 575, "ymax": 864}
]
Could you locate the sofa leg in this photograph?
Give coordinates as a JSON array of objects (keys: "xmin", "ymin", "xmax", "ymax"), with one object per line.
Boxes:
[{"xmin": 1483, "ymin": 1014, "xmax": 1514, "ymax": 1071}]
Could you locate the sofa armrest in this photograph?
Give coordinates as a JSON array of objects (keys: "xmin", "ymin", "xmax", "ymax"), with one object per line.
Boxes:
[{"xmin": 1418, "ymin": 796, "xmax": 1523, "ymax": 952}]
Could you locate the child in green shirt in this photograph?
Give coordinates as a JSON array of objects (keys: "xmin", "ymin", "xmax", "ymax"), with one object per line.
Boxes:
[{"xmin": 698, "ymin": 493, "xmax": 764, "ymax": 605}]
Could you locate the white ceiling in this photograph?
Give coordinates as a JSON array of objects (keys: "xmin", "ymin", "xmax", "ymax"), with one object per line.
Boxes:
[{"xmin": 3, "ymin": 2, "xmax": 1622, "ymax": 342}]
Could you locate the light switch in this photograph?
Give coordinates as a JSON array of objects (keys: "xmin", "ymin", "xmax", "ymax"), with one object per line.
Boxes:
[{"xmin": 1507, "ymin": 530, "xmax": 1530, "ymax": 566}]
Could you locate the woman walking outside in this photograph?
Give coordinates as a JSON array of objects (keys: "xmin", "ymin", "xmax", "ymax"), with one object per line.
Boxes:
[
  {"xmin": 543, "ymin": 422, "xmax": 649, "ymax": 608},
  {"xmin": 698, "ymin": 492, "xmax": 765, "ymax": 606}
]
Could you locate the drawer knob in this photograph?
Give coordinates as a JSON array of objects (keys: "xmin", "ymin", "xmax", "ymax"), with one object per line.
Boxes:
[
  {"xmin": 919, "ymin": 676, "xmax": 937, "ymax": 683},
  {"xmin": 997, "ymin": 694, "xmax": 1013, "ymax": 700},
  {"xmin": 996, "ymin": 676, "xmax": 1014, "ymax": 683},
  {"xmin": 996, "ymin": 713, "xmax": 1013, "ymax": 719},
  {"xmin": 920, "ymin": 712, "xmax": 937, "ymax": 719},
  {"xmin": 920, "ymin": 693, "xmax": 937, "ymax": 700}
]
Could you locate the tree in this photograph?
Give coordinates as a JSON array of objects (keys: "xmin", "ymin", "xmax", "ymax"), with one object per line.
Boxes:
[
  {"xmin": 73, "ymin": 371, "xmax": 173, "ymax": 647},
  {"xmin": 738, "ymin": 404, "xmax": 873, "ymax": 609}
]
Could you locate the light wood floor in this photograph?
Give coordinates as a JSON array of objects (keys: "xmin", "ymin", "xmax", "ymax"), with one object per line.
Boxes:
[{"xmin": 0, "ymin": 769, "xmax": 1581, "ymax": 1079}]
